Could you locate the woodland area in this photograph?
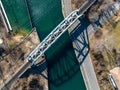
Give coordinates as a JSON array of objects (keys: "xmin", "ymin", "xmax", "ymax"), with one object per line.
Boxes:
[{"xmin": 90, "ymin": 2, "xmax": 120, "ymax": 90}]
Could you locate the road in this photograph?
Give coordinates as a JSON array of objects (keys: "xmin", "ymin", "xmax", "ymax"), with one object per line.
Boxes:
[
  {"xmin": 62, "ymin": 0, "xmax": 72, "ymax": 17},
  {"xmin": 71, "ymin": 24, "xmax": 100, "ymax": 90},
  {"xmin": 80, "ymin": 54, "xmax": 100, "ymax": 90},
  {"xmin": 0, "ymin": 61, "xmax": 30, "ymax": 90},
  {"xmin": 73, "ymin": 1, "xmax": 120, "ymax": 90},
  {"xmin": 81, "ymin": 24, "xmax": 100, "ymax": 90},
  {"xmin": 62, "ymin": 0, "xmax": 100, "ymax": 90},
  {"xmin": 0, "ymin": 0, "xmax": 96, "ymax": 89}
]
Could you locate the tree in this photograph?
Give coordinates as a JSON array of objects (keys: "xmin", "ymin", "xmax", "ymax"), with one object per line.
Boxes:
[{"xmin": 29, "ymin": 78, "xmax": 43, "ymax": 90}]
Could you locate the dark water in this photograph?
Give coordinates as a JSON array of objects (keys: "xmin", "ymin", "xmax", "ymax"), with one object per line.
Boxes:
[
  {"xmin": 2, "ymin": 0, "xmax": 32, "ymax": 31},
  {"xmin": 27, "ymin": 0, "xmax": 64, "ymax": 40},
  {"xmin": 2, "ymin": 0, "xmax": 86, "ymax": 90},
  {"xmin": 28, "ymin": 0, "xmax": 86, "ymax": 90},
  {"xmin": 46, "ymin": 32, "xmax": 86, "ymax": 90}
]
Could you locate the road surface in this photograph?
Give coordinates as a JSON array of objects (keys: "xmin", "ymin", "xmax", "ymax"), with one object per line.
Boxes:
[
  {"xmin": 0, "ymin": 0, "xmax": 96, "ymax": 89},
  {"xmin": 62, "ymin": 0, "xmax": 100, "ymax": 90}
]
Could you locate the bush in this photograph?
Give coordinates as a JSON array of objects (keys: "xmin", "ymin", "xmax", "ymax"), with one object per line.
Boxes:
[
  {"xmin": 93, "ymin": 51, "xmax": 104, "ymax": 61},
  {"xmin": 29, "ymin": 78, "xmax": 43, "ymax": 90},
  {"xmin": 8, "ymin": 41, "xmax": 16, "ymax": 47},
  {"xmin": 13, "ymin": 28, "xmax": 28, "ymax": 36}
]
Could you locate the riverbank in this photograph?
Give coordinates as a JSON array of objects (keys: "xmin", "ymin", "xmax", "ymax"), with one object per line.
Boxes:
[
  {"xmin": 90, "ymin": 8, "xmax": 120, "ymax": 90},
  {"xmin": 0, "ymin": 28, "xmax": 44, "ymax": 89},
  {"xmin": 61, "ymin": 0, "xmax": 72, "ymax": 17},
  {"xmin": 61, "ymin": 0, "xmax": 100, "ymax": 90}
]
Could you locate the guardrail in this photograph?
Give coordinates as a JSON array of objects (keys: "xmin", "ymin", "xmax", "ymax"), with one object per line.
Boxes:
[
  {"xmin": 27, "ymin": 0, "xmax": 96, "ymax": 65},
  {"xmin": 0, "ymin": 0, "xmax": 96, "ymax": 89}
]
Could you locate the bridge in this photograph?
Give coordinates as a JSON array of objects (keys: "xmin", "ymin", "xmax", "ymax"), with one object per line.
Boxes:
[
  {"xmin": 0, "ymin": 0, "xmax": 97, "ymax": 89},
  {"xmin": 27, "ymin": 0, "xmax": 96, "ymax": 65}
]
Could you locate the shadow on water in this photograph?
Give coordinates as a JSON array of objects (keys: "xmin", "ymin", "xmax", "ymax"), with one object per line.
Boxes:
[
  {"xmin": 70, "ymin": 19, "xmax": 90, "ymax": 65},
  {"xmin": 46, "ymin": 39, "xmax": 80, "ymax": 86},
  {"xmin": 18, "ymin": 2, "xmax": 118, "ymax": 90},
  {"xmin": 20, "ymin": 1, "xmax": 119, "ymax": 88},
  {"xmin": 19, "ymin": 11, "xmax": 112, "ymax": 87},
  {"xmin": 20, "ymin": 18, "xmax": 91, "ymax": 88},
  {"xmin": 45, "ymin": 19, "xmax": 90, "ymax": 88}
]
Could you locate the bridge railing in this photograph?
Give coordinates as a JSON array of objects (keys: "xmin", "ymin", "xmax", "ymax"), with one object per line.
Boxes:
[
  {"xmin": 27, "ymin": 10, "xmax": 83, "ymax": 65},
  {"xmin": 27, "ymin": 0, "xmax": 96, "ymax": 65}
]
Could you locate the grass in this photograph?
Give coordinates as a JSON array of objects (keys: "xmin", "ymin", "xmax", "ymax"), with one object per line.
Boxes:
[
  {"xmin": 13, "ymin": 29, "xmax": 29, "ymax": 36},
  {"xmin": 99, "ymin": 20, "xmax": 120, "ymax": 69},
  {"xmin": 8, "ymin": 29, "xmax": 29, "ymax": 48},
  {"xmin": 110, "ymin": 21, "xmax": 120, "ymax": 49},
  {"xmin": 17, "ymin": 29, "xmax": 29, "ymax": 36},
  {"xmin": 8, "ymin": 41, "xmax": 17, "ymax": 48}
]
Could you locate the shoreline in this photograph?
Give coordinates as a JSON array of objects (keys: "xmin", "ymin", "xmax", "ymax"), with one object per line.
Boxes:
[
  {"xmin": 61, "ymin": 0, "xmax": 100, "ymax": 90},
  {"xmin": 61, "ymin": 0, "xmax": 72, "ymax": 18}
]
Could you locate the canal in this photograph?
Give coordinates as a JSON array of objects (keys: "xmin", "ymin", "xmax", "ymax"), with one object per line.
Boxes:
[{"xmin": 2, "ymin": 0, "xmax": 86, "ymax": 90}]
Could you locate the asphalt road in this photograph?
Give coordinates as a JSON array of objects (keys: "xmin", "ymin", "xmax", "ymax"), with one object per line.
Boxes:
[
  {"xmin": 0, "ymin": 0, "xmax": 96, "ymax": 89},
  {"xmin": 62, "ymin": 0, "xmax": 72, "ymax": 17},
  {"xmin": 62, "ymin": 0, "xmax": 100, "ymax": 90}
]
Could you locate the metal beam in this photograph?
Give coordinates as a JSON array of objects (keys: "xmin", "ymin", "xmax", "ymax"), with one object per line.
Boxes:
[{"xmin": 27, "ymin": 0, "xmax": 96, "ymax": 65}]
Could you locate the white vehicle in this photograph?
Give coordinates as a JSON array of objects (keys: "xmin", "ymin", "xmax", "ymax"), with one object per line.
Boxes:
[{"xmin": 109, "ymin": 74, "xmax": 118, "ymax": 90}]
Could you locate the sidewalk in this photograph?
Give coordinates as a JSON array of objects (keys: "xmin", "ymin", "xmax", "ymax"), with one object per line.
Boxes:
[{"xmin": 61, "ymin": 0, "xmax": 100, "ymax": 90}]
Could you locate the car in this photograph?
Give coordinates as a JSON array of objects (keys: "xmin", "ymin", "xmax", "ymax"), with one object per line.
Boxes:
[{"xmin": 109, "ymin": 74, "xmax": 118, "ymax": 90}]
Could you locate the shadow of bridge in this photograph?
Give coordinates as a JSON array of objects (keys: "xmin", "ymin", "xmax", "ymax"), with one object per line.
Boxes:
[{"xmin": 20, "ymin": 2, "xmax": 119, "ymax": 87}]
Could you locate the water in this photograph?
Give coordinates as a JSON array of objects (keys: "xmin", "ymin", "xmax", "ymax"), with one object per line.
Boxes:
[
  {"xmin": 28, "ymin": 0, "xmax": 86, "ymax": 90},
  {"xmin": 46, "ymin": 32, "xmax": 86, "ymax": 90},
  {"xmin": 27, "ymin": 0, "xmax": 63, "ymax": 40},
  {"xmin": 2, "ymin": 0, "xmax": 32, "ymax": 31},
  {"xmin": 3, "ymin": 0, "xmax": 86, "ymax": 90}
]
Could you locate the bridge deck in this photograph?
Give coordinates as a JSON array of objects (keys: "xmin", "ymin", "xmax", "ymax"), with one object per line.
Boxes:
[
  {"xmin": 0, "ymin": 0, "xmax": 96, "ymax": 89},
  {"xmin": 27, "ymin": 0, "xmax": 96, "ymax": 65}
]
